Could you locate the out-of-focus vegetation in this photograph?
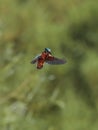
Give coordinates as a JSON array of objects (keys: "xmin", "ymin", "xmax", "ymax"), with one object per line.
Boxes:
[{"xmin": 0, "ymin": 0, "xmax": 98, "ymax": 129}]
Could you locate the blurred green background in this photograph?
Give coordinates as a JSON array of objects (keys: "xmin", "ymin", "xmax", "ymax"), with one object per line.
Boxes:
[{"xmin": 0, "ymin": 0, "xmax": 98, "ymax": 130}]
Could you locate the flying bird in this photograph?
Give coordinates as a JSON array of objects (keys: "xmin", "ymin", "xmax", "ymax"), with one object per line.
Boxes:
[{"xmin": 31, "ymin": 48, "xmax": 67, "ymax": 69}]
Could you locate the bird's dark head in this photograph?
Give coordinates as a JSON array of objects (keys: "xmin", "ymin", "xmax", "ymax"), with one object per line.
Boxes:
[{"xmin": 44, "ymin": 48, "xmax": 51, "ymax": 54}]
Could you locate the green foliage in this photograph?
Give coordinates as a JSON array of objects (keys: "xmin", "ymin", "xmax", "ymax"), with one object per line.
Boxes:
[{"xmin": 0, "ymin": 0, "xmax": 98, "ymax": 129}]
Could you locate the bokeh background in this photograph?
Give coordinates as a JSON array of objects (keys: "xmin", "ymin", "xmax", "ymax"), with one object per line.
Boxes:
[{"xmin": 0, "ymin": 0, "xmax": 98, "ymax": 130}]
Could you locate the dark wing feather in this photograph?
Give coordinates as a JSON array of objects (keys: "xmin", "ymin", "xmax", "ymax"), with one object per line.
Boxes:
[
  {"xmin": 45, "ymin": 57, "xmax": 67, "ymax": 65},
  {"xmin": 31, "ymin": 54, "xmax": 40, "ymax": 64}
]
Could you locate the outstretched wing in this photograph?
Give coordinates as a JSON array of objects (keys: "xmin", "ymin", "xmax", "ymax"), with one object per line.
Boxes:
[
  {"xmin": 31, "ymin": 54, "xmax": 41, "ymax": 64},
  {"xmin": 45, "ymin": 57, "xmax": 67, "ymax": 65}
]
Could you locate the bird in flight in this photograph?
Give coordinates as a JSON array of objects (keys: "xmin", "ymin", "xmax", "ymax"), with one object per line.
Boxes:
[{"xmin": 31, "ymin": 48, "xmax": 67, "ymax": 69}]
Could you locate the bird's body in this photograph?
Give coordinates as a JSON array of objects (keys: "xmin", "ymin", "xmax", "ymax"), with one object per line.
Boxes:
[{"xmin": 31, "ymin": 48, "xmax": 66, "ymax": 69}]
